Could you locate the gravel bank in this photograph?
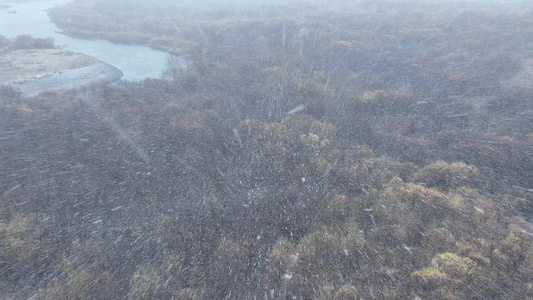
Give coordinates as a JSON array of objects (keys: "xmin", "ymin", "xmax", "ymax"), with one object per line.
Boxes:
[
  {"xmin": 1, "ymin": 48, "xmax": 123, "ymax": 97},
  {"xmin": 16, "ymin": 62, "xmax": 123, "ymax": 97}
]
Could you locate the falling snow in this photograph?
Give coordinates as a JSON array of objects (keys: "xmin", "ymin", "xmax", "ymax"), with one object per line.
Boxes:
[{"xmin": 0, "ymin": 0, "xmax": 532, "ymax": 299}]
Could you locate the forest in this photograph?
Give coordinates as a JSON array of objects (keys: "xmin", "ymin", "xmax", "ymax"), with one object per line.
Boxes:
[{"xmin": 1, "ymin": 0, "xmax": 533, "ymax": 299}]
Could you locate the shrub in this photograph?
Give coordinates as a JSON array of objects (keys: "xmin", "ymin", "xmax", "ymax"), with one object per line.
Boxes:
[
  {"xmin": 324, "ymin": 195, "xmax": 351, "ymax": 221},
  {"xmin": 0, "ymin": 85, "xmax": 22, "ymax": 104},
  {"xmin": 411, "ymin": 267, "xmax": 450, "ymax": 291},
  {"xmin": 378, "ymin": 177, "xmax": 452, "ymax": 231},
  {"xmin": 10, "ymin": 34, "xmax": 55, "ymax": 50},
  {"xmin": 413, "ymin": 161, "xmax": 481, "ymax": 191},
  {"xmin": 38, "ymin": 258, "xmax": 118, "ymax": 300},
  {"xmin": 430, "ymin": 252, "xmax": 476, "ymax": 280},
  {"xmin": 130, "ymin": 265, "xmax": 159, "ymax": 300},
  {"xmin": 268, "ymin": 237, "xmax": 296, "ymax": 282},
  {"xmin": 281, "ymin": 114, "xmax": 336, "ymax": 143},
  {"xmin": 334, "ymin": 285, "xmax": 359, "ymax": 300},
  {"xmin": 419, "ymin": 227, "xmax": 457, "ymax": 264},
  {"xmin": 293, "ymin": 225, "xmax": 344, "ymax": 292},
  {"xmin": 0, "ymin": 34, "xmax": 9, "ymax": 49},
  {"xmin": 500, "ymin": 225, "xmax": 533, "ymax": 265},
  {"xmin": 174, "ymin": 288, "xmax": 200, "ymax": 300}
]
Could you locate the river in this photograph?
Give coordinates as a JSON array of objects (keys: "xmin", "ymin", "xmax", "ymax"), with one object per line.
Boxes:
[{"xmin": 0, "ymin": 0, "xmax": 168, "ymax": 80}]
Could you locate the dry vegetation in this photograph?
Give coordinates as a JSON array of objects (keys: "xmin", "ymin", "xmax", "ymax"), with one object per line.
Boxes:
[{"xmin": 0, "ymin": 1, "xmax": 532, "ymax": 299}]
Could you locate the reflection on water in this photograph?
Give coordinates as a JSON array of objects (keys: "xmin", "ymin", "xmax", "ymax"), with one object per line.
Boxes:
[{"xmin": 0, "ymin": 0, "xmax": 168, "ymax": 80}]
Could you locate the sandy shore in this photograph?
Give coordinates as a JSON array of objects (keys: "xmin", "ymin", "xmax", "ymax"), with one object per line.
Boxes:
[{"xmin": 1, "ymin": 48, "xmax": 123, "ymax": 97}]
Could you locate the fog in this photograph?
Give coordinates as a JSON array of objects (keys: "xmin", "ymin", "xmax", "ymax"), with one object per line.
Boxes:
[{"xmin": 1, "ymin": 0, "xmax": 532, "ymax": 299}]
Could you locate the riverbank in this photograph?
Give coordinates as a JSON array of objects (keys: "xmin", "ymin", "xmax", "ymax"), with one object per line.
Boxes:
[{"xmin": 0, "ymin": 48, "xmax": 123, "ymax": 97}]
